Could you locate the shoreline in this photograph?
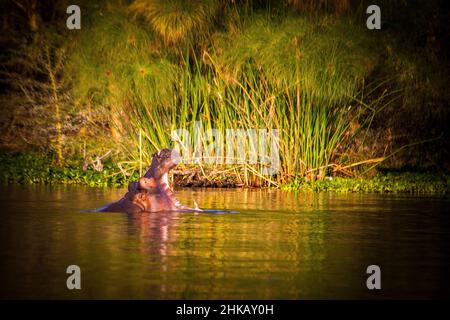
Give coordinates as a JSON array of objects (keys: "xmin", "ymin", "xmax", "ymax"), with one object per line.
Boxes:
[{"xmin": 1, "ymin": 153, "xmax": 449, "ymax": 194}]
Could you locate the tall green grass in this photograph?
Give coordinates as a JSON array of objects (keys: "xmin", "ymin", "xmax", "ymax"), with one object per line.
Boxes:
[{"xmin": 68, "ymin": 6, "xmax": 386, "ymax": 186}]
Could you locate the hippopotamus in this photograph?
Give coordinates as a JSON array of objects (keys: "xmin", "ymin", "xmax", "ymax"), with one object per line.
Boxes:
[{"xmin": 95, "ymin": 149, "xmax": 202, "ymax": 213}]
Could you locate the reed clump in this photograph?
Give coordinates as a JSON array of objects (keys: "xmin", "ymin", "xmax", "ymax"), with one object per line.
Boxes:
[
  {"xmin": 2, "ymin": 1, "xmax": 447, "ymax": 188},
  {"xmin": 68, "ymin": 5, "xmax": 382, "ymax": 186}
]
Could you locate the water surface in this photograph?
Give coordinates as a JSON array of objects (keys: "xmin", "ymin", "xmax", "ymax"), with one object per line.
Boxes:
[{"xmin": 1, "ymin": 185, "xmax": 449, "ymax": 299}]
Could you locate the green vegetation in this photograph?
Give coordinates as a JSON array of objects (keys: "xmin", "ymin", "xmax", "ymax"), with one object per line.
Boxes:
[
  {"xmin": 284, "ymin": 172, "xmax": 450, "ymax": 193},
  {"xmin": 0, "ymin": 0, "xmax": 448, "ymax": 189},
  {"xmin": 63, "ymin": 3, "xmax": 396, "ymax": 186},
  {"xmin": 0, "ymin": 153, "xmax": 137, "ymax": 187},
  {"xmin": 1, "ymin": 152, "xmax": 448, "ymax": 194}
]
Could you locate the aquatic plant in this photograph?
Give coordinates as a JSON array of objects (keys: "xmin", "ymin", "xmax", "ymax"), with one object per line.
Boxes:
[
  {"xmin": 2, "ymin": 0, "xmax": 448, "ymax": 188},
  {"xmin": 283, "ymin": 172, "xmax": 450, "ymax": 194},
  {"xmin": 0, "ymin": 152, "xmax": 137, "ymax": 187},
  {"xmin": 129, "ymin": 0, "xmax": 221, "ymax": 45},
  {"xmin": 101, "ymin": 12, "xmax": 381, "ymax": 185}
]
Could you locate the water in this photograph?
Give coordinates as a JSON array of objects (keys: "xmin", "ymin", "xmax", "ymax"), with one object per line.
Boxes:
[{"xmin": 1, "ymin": 185, "xmax": 449, "ymax": 299}]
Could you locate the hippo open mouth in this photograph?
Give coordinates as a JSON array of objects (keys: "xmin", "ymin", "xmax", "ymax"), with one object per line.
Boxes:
[
  {"xmin": 95, "ymin": 148, "xmax": 201, "ymax": 213},
  {"xmin": 143, "ymin": 149, "xmax": 180, "ymax": 180}
]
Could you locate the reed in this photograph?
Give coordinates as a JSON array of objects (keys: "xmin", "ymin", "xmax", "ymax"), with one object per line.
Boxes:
[
  {"xmin": 129, "ymin": 0, "xmax": 220, "ymax": 45},
  {"xmin": 68, "ymin": 5, "xmax": 388, "ymax": 186},
  {"xmin": 116, "ymin": 53, "xmax": 380, "ymax": 185}
]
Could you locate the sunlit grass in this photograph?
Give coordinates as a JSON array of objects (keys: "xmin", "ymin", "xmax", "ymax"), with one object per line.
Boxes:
[
  {"xmin": 67, "ymin": 5, "xmax": 397, "ymax": 186},
  {"xmin": 129, "ymin": 0, "xmax": 220, "ymax": 45}
]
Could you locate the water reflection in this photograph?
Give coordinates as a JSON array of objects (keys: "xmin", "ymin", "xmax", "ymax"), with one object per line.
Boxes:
[{"xmin": 0, "ymin": 185, "xmax": 449, "ymax": 299}]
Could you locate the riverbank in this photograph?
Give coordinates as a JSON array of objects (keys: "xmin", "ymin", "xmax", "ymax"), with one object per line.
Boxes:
[
  {"xmin": 1, "ymin": 1, "xmax": 448, "ymax": 188},
  {"xmin": 283, "ymin": 172, "xmax": 450, "ymax": 194},
  {"xmin": 1, "ymin": 153, "xmax": 449, "ymax": 193},
  {"xmin": 0, "ymin": 153, "xmax": 133, "ymax": 187}
]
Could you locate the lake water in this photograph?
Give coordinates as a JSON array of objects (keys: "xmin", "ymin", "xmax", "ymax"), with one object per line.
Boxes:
[{"xmin": 1, "ymin": 185, "xmax": 449, "ymax": 299}]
